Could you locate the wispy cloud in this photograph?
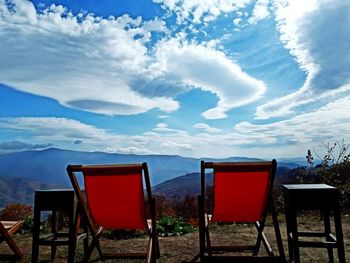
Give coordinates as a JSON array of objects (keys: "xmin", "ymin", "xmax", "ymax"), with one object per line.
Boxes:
[
  {"xmin": 0, "ymin": 0, "xmax": 267, "ymax": 119},
  {"xmin": 238, "ymin": 96, "xmax": 350, "ymax": 146},
  {"xmin": 155, "ymin": 36, "xmax": 267, "ymax": 119},
  {"xmin": 0, "ymin": 1, "xmax": 178, "ymax": 115},
  {"xmin": 248, "ymin": 0, "xmax": 270, "ymax": 24},
  {"xmin": 153, "ymin": 0, "xmax": 252, "ymax": 24},
  {"xmin": 0, "ymin": 140, "xmax": 53, "ymax": 152},
  {"xmin": 3, "ymin": 94, "xmax": 350, "ymax": 159},
  {"xmin": 0, "ymin": 117, "xmax": 109, "ymax": 139},
  {"xmin": 194, "ymin": 123, "xmax": 221, "ymax": 133},
  {"xmin": 256, "ymin": 0, "xmax": 350, "ymax": 119}
]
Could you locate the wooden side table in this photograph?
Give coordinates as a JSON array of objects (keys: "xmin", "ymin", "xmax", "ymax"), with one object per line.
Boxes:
[
  {"xmin": 283, "ymin": 184, "xmax": 346, "ymax": 263},
  {"xmin": 31, "ymin": 189, "xmax": 87, "ymax": 263}
]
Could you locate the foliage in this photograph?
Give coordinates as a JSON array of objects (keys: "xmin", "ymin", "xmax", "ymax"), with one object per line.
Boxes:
[
  {"xmin": 154, "ymin": 194, "xmax": 175, "ymax": 219},
  {"xmin": 0, "ymin": 203, "xmax": 33, "ymax": 233},
  {"xmin": 299, "ymin": 140, "xmax": 350, "ymax": 211},
  {"xmin": 157, "ymin": 215, "xmax": 194, "ymax": 237},
  {"xmin": 20, "ymin": 215, "xmax": 34, "ymax": 234},
  {"xmin": 171, "ymin": 194, "xmax": 198, "ymax": 224},
  {"xmin": 154, "ymin": 194, "xmax": 200, "ymax": 224},
  {"xmin": 0, "ymin": 203, "xmax": 32, "ymax": 221}
]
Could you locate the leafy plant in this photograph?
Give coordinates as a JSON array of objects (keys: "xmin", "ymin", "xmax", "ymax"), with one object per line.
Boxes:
[
  {"xmin": 20, "ymin": 215, "xmax": 34, "ymax": 234},
  {"xmin": 302, "ymin": 140, "xmax": 350, "ymax": 211},
  {"xmin": 156, "ymin": 216, "xmax": 194, "ymax": 237}
]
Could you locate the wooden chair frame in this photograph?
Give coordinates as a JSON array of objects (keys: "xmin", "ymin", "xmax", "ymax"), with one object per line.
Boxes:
[
  {"xmin": 198, "ymin": 160, "xmax": 286, "ymax": 262},
  {"xmin": 0, "ymin": 220, "xmax": 23, "ymax": 261},
  {"xmin": 67, "ymin": 162, "xmax": 160, "ymax": 262}
]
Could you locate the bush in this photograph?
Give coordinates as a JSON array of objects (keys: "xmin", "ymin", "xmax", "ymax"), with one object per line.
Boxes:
[
  {"xmin": 171, "ymin": 195, "xmax": 198, "ymax": 222},
  {"xmin": 20, "ymin": 216, "xmax": 34, "ymax": 234},
  {"xmin": 157, "ymin": 215, "xmax": 195, "ymax": 237},
  {"xmin": 0, "ymin": 203, "xmax": 32, "ymax": 221}
]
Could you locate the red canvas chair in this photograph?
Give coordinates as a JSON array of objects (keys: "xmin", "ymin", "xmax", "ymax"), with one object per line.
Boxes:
[
  {"xmin": 0, "ymin": 220, "xmax": 23, "ymax": 260},
  {"xmin": 198, "ymin": 160, "xmax": 286, "ymax": 262},
  {"xmin": 67, "ymin": 163, "xmax": 159, "ymax": 262}
]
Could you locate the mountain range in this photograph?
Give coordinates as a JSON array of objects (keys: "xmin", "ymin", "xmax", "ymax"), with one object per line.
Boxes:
[{"xmin": 0, "ymin": 148, "xmax": 305, "ymax": 207}]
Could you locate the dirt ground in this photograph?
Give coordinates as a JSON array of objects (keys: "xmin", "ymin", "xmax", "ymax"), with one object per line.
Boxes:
[{"xmin": 2, "ymin": 214, "xmax": 350, "ymax": 262}]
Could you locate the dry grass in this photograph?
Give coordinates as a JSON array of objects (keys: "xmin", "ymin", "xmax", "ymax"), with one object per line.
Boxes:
[{"xmin": 1, "ymin": 214, "xmax": 349, "ymax": 262}]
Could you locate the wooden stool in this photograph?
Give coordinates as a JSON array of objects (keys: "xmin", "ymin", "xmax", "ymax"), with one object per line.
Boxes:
[
  {"xmin": 31, "ymin": 189, "xmax": 87, "ymax": 263},
  {"xmin": 283, "ymin": 184, "xmax": 346, "ymax": 263}
]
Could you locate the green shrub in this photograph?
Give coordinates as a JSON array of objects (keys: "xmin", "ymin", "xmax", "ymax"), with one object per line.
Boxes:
[
  {"xmin": 157, "ymin": 216, "xmax": 194, "ymax": 237},
  {"xmin": 20, "ymin": 215, "xmax": 34, "ymax": 234}
]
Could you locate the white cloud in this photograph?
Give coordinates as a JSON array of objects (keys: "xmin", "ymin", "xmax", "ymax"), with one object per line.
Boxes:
[
  {"xmin": 0, "ymin": 140, "xmax": 53, "ymax": 152},
  {"xmin": 0, "ymin": 0, "xmax": 268, "ymax": 119},
  {"xmin": 0, "ymin": 117, "xmax": 154, "ymax": 154},
  {"xmin": 194, "ymin": 123, "xmax": 222, "ymax": 133},
  {"xmin": 0, "ymin": 0, "xmax": 178, "ymax": 116},
  {"xmin": 248, "ymin": 0, "xmax": 270, "ymax": 24},
  {"xmin": 153, "ymin": 122, "xmax": 187, "ymax": 133},
  {"xmin": 160, "ymin": 141, "xmax": 193, "ymax": 151},
  {"xmin": 153, "ymin": 0, "xmax": 252, "ymax": 24},
  {"xmin": 238, "ymin": 96, "xmax": 350, "ymax": 146},
  {"xmin": 0, "ymin": 117, "xmax": 110, "ymax": 140},
  {"xmin": 106, "ymin": 146, "xmax": 152, "ymax": 155},
  {"xmin": 256, "ymin": 0, "xmax": 350, "ymax": 119},
  {"xmin": 3, "ymin": 96, "xmax": 350, "ymax": 159},
  {"xmin": 158, "ymin": 115, "xmax": 170, "ymax": 119},
  {"xmin": 155, "ymin": 37, "xmax": 267, "ymax": 119},
  {"xmin": 233, "ymin": 18, "xmax": 242, "ymax": 26}
]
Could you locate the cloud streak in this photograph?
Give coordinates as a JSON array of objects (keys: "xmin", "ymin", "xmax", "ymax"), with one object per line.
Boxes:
[
  {"xmin": 155, "ymin": 37, "xmax": 267, "ymax": 119},
  {"xmin": 153, "ymin": 0, "xmax": 252, "ymax": 24},
  {"xmin": 0, "ymin": 140, "xmax": 53, "ymax": 152},
  {"xmin": 3, "ymin": 93, "xmax": 350, "ymax": 158},
  {"xmin": 0, "ymin": 1, "xmax": 178, "ymax": 115},
  {"xmin": 0, "ymin": 0, "xmax": 266, "ymax": 119},
  {"xmin": 256, "ymin": 0, "xmax": 350, "ymax": 119}
]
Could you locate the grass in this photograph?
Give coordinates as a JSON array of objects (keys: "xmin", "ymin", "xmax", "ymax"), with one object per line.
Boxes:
[{"xmin": 1, "ymin": 214, "xmax": 349, "ymax": 262}]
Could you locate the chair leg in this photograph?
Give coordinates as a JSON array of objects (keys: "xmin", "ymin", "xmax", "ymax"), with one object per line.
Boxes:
[
  {"xmin": 68, "ymin": 209, "xmax": 77, "ymax": 263},
  {"xmin": 271, "ymin": 203, "xmax": 286, "ymax": 262},
  {"xmin": 291, "ymin": 214, "xmax": 300, "ymax": 263},
  {"xmin": 146, "ymin": 236, "xmax": 153, "ymax": 263},
  {"xmin": 333, "ymin": 206, "xmax": 346, "ymax": 263},
  {"xmin": 32, "ymin": 208, "xmax": 41, "ymax": 263},
  {"xmin": 84, "ymin": 238, "xmax": 99, "ymax": 262},
  {"xmin": 155, "ymin": 233, "xmax": 160, "ymax": 258},
  {"xmin": 254, "ymin": 220, "xmax": 265, "ymax": 256},
  {"xmin": 322, "ymin": 209, "xmax": 334, "ymax": 263},
  {"xmin": 198, "ymin": 195, "xmax": 206, "ymax": 262},
  {"xmin": 205, "ymin": 215, "xmax": 212, "ymax": 257},
  {"xmin": 149, "ymin": 231, "xmax": 159, "ymax": 263},
  {"xmin": 51, "ymin": 210, "xmax": 57, "ymax": 261}
]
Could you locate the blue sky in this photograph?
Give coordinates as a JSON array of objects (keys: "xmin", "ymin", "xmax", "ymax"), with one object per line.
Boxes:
[{"xmin": 0, "ymin": 0, "xmax": 350, "ymax": 158}]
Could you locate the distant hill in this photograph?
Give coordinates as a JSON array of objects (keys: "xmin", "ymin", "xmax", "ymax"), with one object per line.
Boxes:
[
  {"xmin": 0, "ymin": 176, "xmax": 65, "ymax": 208},
  {"xmin": 0, "ymin": 148, "xmax": 303, "ymax": 206},
  {"xmin": 0, "ymin": 148, "xmax": 288, "ymax": 186},
  {"xmin": 0, "ymin": 148, "xmax": 199, "ymax": 186}
]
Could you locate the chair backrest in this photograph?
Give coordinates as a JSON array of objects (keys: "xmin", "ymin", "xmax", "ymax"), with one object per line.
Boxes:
[
  {"xmin": 67, "ymin": 163, "xmax": 152, "ymax": 230},
  {"xmin": 201, "ymin": 160, "xmax": 276, "ymax": 223}
]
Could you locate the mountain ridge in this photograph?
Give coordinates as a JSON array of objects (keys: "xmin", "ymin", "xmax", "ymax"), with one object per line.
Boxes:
[{"xmin": 0, "ymin": 148, "xmax": 304, "ymax": 206}]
